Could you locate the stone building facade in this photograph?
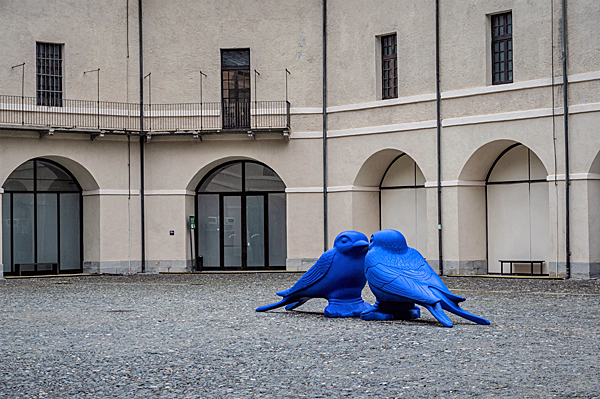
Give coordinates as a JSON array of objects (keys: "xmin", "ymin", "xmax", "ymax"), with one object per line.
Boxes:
[{"xmin": 1, "ymin": 0, "xmax": 598, "ymax": 278}]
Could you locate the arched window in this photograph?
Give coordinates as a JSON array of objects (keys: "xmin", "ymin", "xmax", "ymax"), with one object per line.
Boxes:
[
  {"xmin": 486, "ymin": 144, "xmax": 550, "ymax": 275},
  {"xmin": 2, "ymin": 159, "xmax": 82, "ymax": 276},
  {"xmin": 379, "ymin": 154, "xmax": 427, "ymax": 253},
  {"xmin": 196, "ymin": 161, "xmax": 286, "ymax": 269}
]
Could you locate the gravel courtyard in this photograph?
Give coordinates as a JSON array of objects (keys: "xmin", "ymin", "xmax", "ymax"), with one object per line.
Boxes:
[{"xmin": 0, "ymin": 273, "xmax": 598, "ymax": 398}]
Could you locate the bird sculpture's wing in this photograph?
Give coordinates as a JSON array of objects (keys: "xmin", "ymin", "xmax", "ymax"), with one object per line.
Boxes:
[
  {"xmin": 367, "ymin": 248, "xmax": 489, "ymax": 326},
  {"xmin": 276, "ymin": 249, "xmax": 336, "ymax": 297},
  {"xmin": 366, "ymin": 249, "xmax": 465, "ymax": 305}
]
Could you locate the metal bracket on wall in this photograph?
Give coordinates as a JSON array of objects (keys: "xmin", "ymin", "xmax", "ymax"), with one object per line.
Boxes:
[
  {"xmin": 39, "ymin": 128, "xmax": 54, "ymax": 140},
  {"xmin": 282, "ymin": 130, "xmax": 290, "ymax": 141},
  {"xmin": 247, "ymin": 130, "xmax": 255, "ymax": 140},
  {"xmin": 144, "ymin": 134, "xmax": 151, "ymax": 143},
  {"xmin": 192, "ymin": 131, "xmax": 202, "ymax": 142},
  {"xmin": 91, "ymin": 131, "xmax": 106, "ymax": 141}
]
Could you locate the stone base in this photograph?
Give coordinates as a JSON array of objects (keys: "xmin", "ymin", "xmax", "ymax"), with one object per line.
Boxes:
[
  {"xmin": 286, "ymin": 258, "xmax": 319, "ymax": 271},
  {"xmin": 84, "ymin": 260, "xmax": 192, "ymax": 274},
  {"xmin": 84, "ymin": 261, "xmax": 143, "ymax": 274},
  {"xmin": 550, "ymin": 262, "xmax": 600, "ymax": 279},
  {"xmin": 145, "ymin": 260, "xmax": 191, "ymax": 273},
  {"xmin": 591, "ymin": 263, "xmax": 600, "ymax": 279},
  {"xmin": 441, "ymin": 260, "xmax": 487, "ymax": 276}
]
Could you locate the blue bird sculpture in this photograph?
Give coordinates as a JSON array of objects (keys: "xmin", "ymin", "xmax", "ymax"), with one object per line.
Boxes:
[
  {"xmin": 361, "ymin": 229, "xmax": 490, "ymax": 327},
  {"xmin": 256, "ymin": 231, "xmax": 371, "ymax": 317}
]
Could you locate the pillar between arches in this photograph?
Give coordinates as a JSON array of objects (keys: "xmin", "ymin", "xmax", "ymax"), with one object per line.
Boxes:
[
  {"xmin": 434, "ymin": 181, "xmax": 487, "ymax": 275},
  {"xmin": 0, "ymin": 188, "xmax": 4, "ymax": 279}
]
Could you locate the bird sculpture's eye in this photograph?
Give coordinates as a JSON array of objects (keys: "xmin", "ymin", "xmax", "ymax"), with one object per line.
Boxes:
[{"xmin": 341, "ymin": 237, "xmax": 349, "ymax": 244}]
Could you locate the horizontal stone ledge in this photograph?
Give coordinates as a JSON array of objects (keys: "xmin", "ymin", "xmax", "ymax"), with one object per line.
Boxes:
[{"xmin": 82, "ymin": 189, "xmax": 140, "ymax": 196}]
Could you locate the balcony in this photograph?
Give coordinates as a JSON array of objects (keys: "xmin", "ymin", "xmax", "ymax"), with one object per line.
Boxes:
[{"xmin": 0, "ymin": 95, "xmax": 291, "ymax": 140}]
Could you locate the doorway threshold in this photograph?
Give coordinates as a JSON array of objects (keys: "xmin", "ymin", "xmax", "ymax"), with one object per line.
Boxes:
[
  {"xmin": 160, "ymin": 270, "xmax": 303, "ymax": 275},
  {"xmin": 5, "ymin": 273, "xmax": 100, "ymax": 279}
]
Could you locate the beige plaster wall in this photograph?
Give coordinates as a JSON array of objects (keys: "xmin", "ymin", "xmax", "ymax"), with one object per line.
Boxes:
[
  {"xmin": 565, "ymin": 0, "xmax": 600, "ymax": 76},
  {"xmin": 144, "ymin": 137, "xmax": 322, "ymax": 190},
  {"xmin": 0, "ymin": 0, "xmax": 138, "ymax": 103},
  {"xmin": 0, "ymin": 132, "xmax": 142, "ymax": 266},
  {"xmin": 569, "ymin": 112, "xmax": 600, "ymax": 174},
  {"xmin": 286, "ymin": 192, "xmax": 323, "ymax": 260},
  {"xmin": 327, "ymin": 101, "xmax": 436, "ymax": 131},
  {"xmin": 0, "ymin": 133, "xmax": 137, "ymax": 192},
  {"xmin": 439, "ymin": 0, "xmax": 553, "ymax": 91},
  {"xmin": 0, "ymin": 192, "xmax": 3, "ymax": 277},
  {"xmin": 448, "ymin": 119, "xmax": 555, "ymax": 182},
  {"xmin": 0, "ymin": 0, "xmax": 598, "ymax": 276},
  {"xmin": 142, "ymin": 0, "xmax": 322, "ymax": 107},
  {"xmin": 328, "ymin": 129, "xmax": 437, "ymax": 188},
  {"xmin": 141, "ymin": 135, "xmax": 326, "ymax": 265},
  {"xmin": 327, "ymin": 0, "xmax": 436, "ymax": 105},
  {"xmin": 145, "ymin": 194, "xmax": 189, "ymax": 265},
  {"xmin": 587, "ymin": 179, "xmax": 600, "ymax": 264},
  {"xmin": 98, "ymin": 194, "xmax": 141, "ymax": 262}
]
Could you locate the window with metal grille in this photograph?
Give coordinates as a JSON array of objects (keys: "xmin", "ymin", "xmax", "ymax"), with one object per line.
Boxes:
[
  {"xmin": 382, "ymin": 34, "xmax": 398, "ymax": 99},
  {"xmin": 491, "ymin": 12, "xmax": 513, "ymax": 85},
  {"xmin": 36, "ymin": 42, "xmax": 63, "ymax": 107}
]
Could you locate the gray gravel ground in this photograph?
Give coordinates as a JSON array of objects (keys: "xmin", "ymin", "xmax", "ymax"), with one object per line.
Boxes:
[{"xmin": 0, "ymin": 273, "xmax": 599, "ymax": 398}]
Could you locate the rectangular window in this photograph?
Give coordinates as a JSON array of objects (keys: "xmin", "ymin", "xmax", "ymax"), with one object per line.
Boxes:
[
  {"xmin": 36, "ymin": 42, "xmax": 63, "ymax": 106},
  {"xmin": 491, "ymin": 12, "xmax": 513, "ymax": 85},
  {"xmin": 381, "ymin": 34, "xmax": 397, "ymax": 99},
  {"xmin": 221, "ymin": 49, "xmax": 251, "ymax": 129}
]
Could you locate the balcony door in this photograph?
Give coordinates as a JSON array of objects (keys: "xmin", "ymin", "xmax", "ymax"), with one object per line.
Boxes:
[{"xmin": 221, "ymin": 49, "xmax": 251, "ymax": 129}]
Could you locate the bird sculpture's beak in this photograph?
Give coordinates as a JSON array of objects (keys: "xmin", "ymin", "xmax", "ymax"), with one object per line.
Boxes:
[{"xmin": 353, "ymin": 240, "xmax": 369, "ymax": 248}]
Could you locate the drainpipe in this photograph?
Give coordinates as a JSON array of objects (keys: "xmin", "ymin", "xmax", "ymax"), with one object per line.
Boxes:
[
  {"xmin": 435, "ymin": 0, "xmax": 443, "ymax": 275},
  {"xmin": 322, "ymin": 0, "xmax": 328, "ymax": 251},
  {"xmin": 562, "ymin": 0, "xmax": 570, "ymax": 279},
  {"xmin": 139, "ymin": 0, "xmax": 146, "ymax": 273}
]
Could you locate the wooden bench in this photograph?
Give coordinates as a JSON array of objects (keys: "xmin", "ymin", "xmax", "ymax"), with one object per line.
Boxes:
[{"xmin": 498, "ymin": 260, "xmax": 546, "ymax": 276}]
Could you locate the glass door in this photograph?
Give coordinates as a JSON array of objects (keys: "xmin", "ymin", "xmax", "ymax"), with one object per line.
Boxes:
[
  {"xmin": 223, "ymin": 195, "xmax": 242, "ymax": 267},
  {"xmin": 196, "ymin": 161, "xmax": 286, "ymax": 270},
  {"xmin": 246, "ymin": 195, "xmax": 265, "ymax": 267},
  {"xmin": 2, "ymin": 159, "xmax": 82, "ymax": 276}
]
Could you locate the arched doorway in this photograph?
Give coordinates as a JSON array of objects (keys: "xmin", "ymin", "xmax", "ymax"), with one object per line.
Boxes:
[
  {"xmin": 2, "ymin": 159, "xmax": 82, "ymax": 276},
  {"xmin": 379, "ymin": 154, "xmax": 427, "ymax": 253},
  {"xmin": 196, "ymin": 161, "xmax": 286, "ymax": 270},
  {"xmin": 486, "ymin": 144, "xmax": 550, "ymax": 275}
]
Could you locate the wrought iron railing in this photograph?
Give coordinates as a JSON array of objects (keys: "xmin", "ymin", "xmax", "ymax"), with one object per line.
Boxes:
[{"xmin": 0, "ymin": 95, "xmax": 291, "ymax": 133}]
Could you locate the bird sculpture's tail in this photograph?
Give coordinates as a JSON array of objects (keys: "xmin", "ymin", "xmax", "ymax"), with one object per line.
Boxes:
[
  {"xmin": 255, "ymin": 298, "xmax": 291, "ymax": 312},
  {"xmin": 426, "ymin": 288, "xmax": 491, "ymax": 327},
  {"xmin": 285, "ymin": 298, "xmax": 310, "ymax": 311},
  {"xmin": 256, "ymin": 297, "xmax": 312, "ymax": 312}
]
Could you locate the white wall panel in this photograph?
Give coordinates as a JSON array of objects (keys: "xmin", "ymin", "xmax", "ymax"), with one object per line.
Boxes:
[
  {"xmin": 381, "ymin": 188, "xmax": 427, "ymax": 254},
  {"xmin": 487, "ymin": 146, "xmax": 551, "ymax": 274},
  {"xmin": 487, "ymin": 184, "xmax": 531, "ymax": 273},
  {"xmin": 488, "ymin": 145, "xmax": 529, "ymax": 182},
  {"xmin": 381, "ymin": 155, "xmax": 415, "ymax": 187}
]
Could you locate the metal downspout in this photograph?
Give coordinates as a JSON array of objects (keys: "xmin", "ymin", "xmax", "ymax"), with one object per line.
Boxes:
[
  {"xmin": 322, "ymin": 0, "xmax": 328, "ymax": 251},
  {"xmin": 435, "ymin": 0, "xmax": 443, "ymax": 275},
  {"xmin": 562, "ymin": 0, "xmax": 570, "ymax": 279},
  {"xmin": 139, "ymin": 0, "xmax": 146, "ymax": 273}
]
